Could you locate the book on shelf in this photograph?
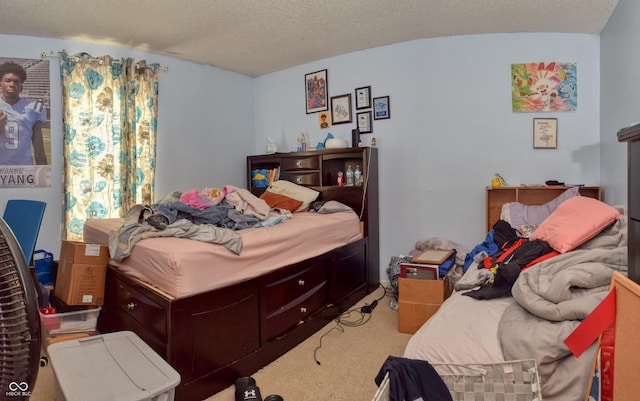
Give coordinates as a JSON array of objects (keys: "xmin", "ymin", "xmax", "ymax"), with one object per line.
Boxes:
[{"xmin": 268, "ymin": 167, "xmax": 280, "ymax": 186}]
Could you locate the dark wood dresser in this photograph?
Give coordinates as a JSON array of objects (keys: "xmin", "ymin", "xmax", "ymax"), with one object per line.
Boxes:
[
  {"xmin": 247, "ymin": 147, "xmax": 379, "ymax": 293},
  {"xmin": 618, "ymin": 123, "xmax": 640, "ymax": 283}
]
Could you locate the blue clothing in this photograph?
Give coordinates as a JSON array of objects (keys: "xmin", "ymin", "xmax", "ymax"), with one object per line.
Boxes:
[
  {"xmin": 463, "ymin": 230, "xmax": 499, "ymax": 271},
  {"xmin": 375, "ymin": 356, "xmax": 452, "ymax": 401},
  {"xmin": 438, "ymin": 257, "xmax": 455, "ymax": 277},
  {"xmin": 153, "ymin": 200, "xmax": 259, "ymax": 230}
]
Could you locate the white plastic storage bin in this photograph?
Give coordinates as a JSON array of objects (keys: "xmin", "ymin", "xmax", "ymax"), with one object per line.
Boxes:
[
  {"xmin": 39, "ymin": 306, "xmax": 101, "ymax": 352},
  {"xmin": 47, "ymin": 331, "xmax": 181, "ymax": 401}
]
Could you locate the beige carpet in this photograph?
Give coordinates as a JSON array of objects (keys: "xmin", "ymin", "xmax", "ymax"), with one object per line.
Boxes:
[{"xmin": 30, "ymin": 285, "xmax": 412, "ymax": 401}]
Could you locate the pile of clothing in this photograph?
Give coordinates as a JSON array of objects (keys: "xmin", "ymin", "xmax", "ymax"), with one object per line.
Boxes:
[{"xmin": 109, "ymin": 186, "xmax": 291, "ymax": 262}]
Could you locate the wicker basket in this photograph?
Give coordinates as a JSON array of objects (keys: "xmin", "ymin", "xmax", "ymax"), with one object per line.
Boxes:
[
  {"xmin": 433, "ymin": 360, "xmax": 542, "ymax": 401},
  {"xmin": 373, "ymin": 359, "xmax": 542, "ymax": 401}
]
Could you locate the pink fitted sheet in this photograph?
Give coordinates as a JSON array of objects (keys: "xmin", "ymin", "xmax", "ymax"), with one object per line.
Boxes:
[{"xmin": 83, "ymin": 211, "xmax": 363, "ymax": 299}]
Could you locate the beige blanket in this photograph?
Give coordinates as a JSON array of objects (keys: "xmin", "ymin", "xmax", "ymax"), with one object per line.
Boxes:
[{"xmin": 498, "ymin": 209, "xmax": 627, "ymax": 401}]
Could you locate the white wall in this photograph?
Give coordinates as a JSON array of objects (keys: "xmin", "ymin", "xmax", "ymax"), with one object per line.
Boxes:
[
  {"xmin": 0, "ymin": 31, "xmax": 609, "ymax": 285},
  {"xmin": 255, "ymin": 33, "xmax": 602, "ymax": 281},
  {"xmin": 600, "ymin": 0, "xmax": 640, "ymax": 205},
  {"xmin": 0, "ymin": 34, "xmax": 254, "ymax": 258}
]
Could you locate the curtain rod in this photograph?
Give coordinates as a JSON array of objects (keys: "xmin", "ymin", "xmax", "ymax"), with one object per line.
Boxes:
[{"xmin": 40, "ymin": 51, "xmax": 169, "ymax": 71}]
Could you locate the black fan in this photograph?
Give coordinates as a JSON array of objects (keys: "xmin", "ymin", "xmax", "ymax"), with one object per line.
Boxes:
[{"xmin": 0, "ymin": 217, "xmax": 41, "ymax": 399}]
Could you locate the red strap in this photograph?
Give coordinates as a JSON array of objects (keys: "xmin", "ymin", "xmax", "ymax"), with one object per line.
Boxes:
[
  {"xmin": 483, "ymin": 239, "xmax": 526, "ymax": 269},
  {"xmin": 521, "ymin": 250, "xmax": 560, "ymax": 270},
  {"xmin": 496, "ymin": 239, "xmax": 526, "ymax": 263},
  {"xmin": 564, "ymin": 287, "xmax": 616, "ymax": 357}
]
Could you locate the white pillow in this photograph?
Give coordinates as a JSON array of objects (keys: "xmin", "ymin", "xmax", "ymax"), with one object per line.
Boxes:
[
  {"xmin": 317, "ymin": 200, "xmax": 353, "ymax": 214},
  {"xmin": 266, "ymin": 180, "xmax": 319, "ymax": 212},
  {"xmin": 500, "ymin": 202, "xmax": 512, "ymax": 225}
]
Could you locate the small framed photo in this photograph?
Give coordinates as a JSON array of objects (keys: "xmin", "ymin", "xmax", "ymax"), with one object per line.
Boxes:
[
  {"xmin": 330, "ymin": 93, "xmax": 352, "ymax": 124},
  {"xmin": 373, "ymin": 96, "xmax": 390, "ymax": 120},
  {"xmin": 357, "ymin": 111, "xmax": 372, "ymax": 134},
  {"xmin": 318, "ymin": 111, "xmax": 330, "ymax": 129},
  {"xmin": 355, "ymin": 86, "xmax": 372, "ymax": 110},
  {"xmin": 305, "ymin": 69, "xmax": 328, "ymax": 114},
  {"xmin": 533, "ymin": 118, "xmax": 558, "ymax": 149}
]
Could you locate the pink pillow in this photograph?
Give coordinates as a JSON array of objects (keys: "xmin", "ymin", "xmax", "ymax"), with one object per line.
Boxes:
[{"xmin": 530, "ymin": 197, "xmax": 621, "ymax": 253}]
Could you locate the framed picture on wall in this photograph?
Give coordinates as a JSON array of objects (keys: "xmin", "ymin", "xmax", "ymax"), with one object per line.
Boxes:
[
  {"xmin": 0, "ymin": 56, "xmax": 52, "ymax": 188},
  {"xmin": 357, "ymin": 111, "xmax": 372, "ymax": 133},
  {"xmin": 305, "ymin": 69, "xmax": 328, "ymax": 114},
  {"xmin": 319, "ymin": 112, "xmax": 330, "ymax": 129},
  {"xmin": 330, "ymin": 93, "xmax": 352, "ymax": 124},
  {"xmin": 373, "ymin": 96, "xmax": 390, "ymax": 120},
  {"xmin": 533, "ymin": 118, "xmax": 558, "ymax": 149},
  {"xmin": 355, "ymin": 86, "xmax": 371, "ymax": 110}
]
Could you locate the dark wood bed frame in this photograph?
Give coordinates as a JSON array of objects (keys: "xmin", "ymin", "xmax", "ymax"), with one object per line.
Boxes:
[{"xmin": 97, "ymin": 147, "xmax": 379, "ymax": 401}]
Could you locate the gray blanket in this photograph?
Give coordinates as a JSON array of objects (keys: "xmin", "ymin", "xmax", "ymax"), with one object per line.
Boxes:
[{"xmin": 498, "ymin": 208, "xmax": 627, "ymax": 401}]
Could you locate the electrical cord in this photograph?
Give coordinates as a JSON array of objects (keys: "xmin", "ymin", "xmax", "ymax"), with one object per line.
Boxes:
[
  {"xmin": 359, "ymin": 283, "xmax": 388, "ymax": 313},
  {"xmin": 360, "ymin": 299, "xmax": 378, "ymax": 314},
  {"xmin": 313, "ymin": 283, "xmax": 391, "ymax": 365},
  {"xmin": 383, "ymin": 285, "xmax": 396, "ymax": 299},
  {"xmin": 313, "ymin": 308, "xmax": 371, "ymax": 365},
  {"xmin": 358, "ymin": 146, "xmax": 371, "ymax": 221},
  {"xmin": 313, "ymin": 324, "xmax": 344, "ymax": 365},
  {"xmin": 359, "ymin": 283, "xmax": 386, "ymax": 314}
]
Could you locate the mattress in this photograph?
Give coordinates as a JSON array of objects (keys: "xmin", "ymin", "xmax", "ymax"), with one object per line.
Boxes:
[
  {"xmin": 83, "ymin": 211, "xmax": 363, "ymax": 299},
  {"xmin": 403, "ymin": 289, "xmax": 514, "ymax": 364}
]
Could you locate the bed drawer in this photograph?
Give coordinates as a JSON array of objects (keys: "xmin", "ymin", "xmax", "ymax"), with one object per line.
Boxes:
[
  {"xmin": 262, "ymin": 259, "xmax": 329, "ymax": 341},
  {"xmin": 263, "ymin": 260, "xmax": 328, "ymax": 313},
  {"xmin": 264, "ymin": 280, "xmax": 328, "ymax": 341},
  {"xmin": 112, "ymin": 278, "xmax": 167, "ymax": 342},
  {"xmin": 279, "ymin": 171, "xmax": 321, "ymax": 186},
  {"xmin": 281, "ymin": 156, "xmax": 320, "ymax": 171}
]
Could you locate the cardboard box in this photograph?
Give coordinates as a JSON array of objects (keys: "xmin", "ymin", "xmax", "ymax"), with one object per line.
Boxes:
[
  {"xmin": 398, "ymin": 276, "xmax": 452, "ymax": 334},
  {"xmin": 60, "ymin": 240, "xmax": 109, "ymax": 266},
  {"xmin": 54, "ymin": 260, "xmax": 106, "ymax": 306},
  {"xmin": 398, "ymin": 302, "xmax": 443, "ymax": 335}
]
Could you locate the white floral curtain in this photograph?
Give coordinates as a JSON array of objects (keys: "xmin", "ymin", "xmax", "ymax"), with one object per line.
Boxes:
[{"xmin": 59, "ymin": 52, "xmax": 159, "ymax": 240}]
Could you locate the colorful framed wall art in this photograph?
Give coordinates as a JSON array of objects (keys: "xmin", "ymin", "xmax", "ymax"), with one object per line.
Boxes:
[
  {"xmin": 512, "ymin": 62, "xmax": 577, "ymax": 112},
  {"xmin": 305, "ymin": 69, "xmax": 328, "ymax": 114}
]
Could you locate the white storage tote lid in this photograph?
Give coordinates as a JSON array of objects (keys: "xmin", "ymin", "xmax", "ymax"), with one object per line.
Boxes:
[{"xmin": 48, "ymin": 331, "xmax": 181, "ymax": 401}]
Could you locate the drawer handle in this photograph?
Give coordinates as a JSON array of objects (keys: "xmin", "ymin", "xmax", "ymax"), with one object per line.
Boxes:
[
  {"xmin": 298, "ymin": 279, "xmax": 305, "ymax": 286},
  {"xmin": 296, "ymin": 177, "xmax": 302, "ymax": 184},
  {"xmin": 296, "ymin": 161, "xmax": 302, "ymax": 168},
  {"xmin": 127, "ymin": 302, "xmax": 136, "ymax": 310},
  {"xmin": 300, "ymin": 307, "xmax": 307, "ymax": 313}
]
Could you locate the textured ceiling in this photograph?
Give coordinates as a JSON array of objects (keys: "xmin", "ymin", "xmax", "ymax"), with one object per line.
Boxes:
[{"xmin": 0, "ymin": 0, "xmax": 619, "ymax": 77}]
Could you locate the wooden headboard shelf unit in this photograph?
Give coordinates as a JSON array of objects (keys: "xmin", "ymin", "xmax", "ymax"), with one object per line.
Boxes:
[
  {"xmin": 248, "ymin": 147, "xmax": 379, "ymax": 292},
  {"xmin": 486, "ymin": 185, "xmax": 601, "ymax": 232}
]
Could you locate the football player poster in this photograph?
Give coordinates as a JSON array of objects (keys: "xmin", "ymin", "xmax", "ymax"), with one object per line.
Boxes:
[{"xmin": 0, "ymin": 56, "xmax": 51, "ymax": 188}]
